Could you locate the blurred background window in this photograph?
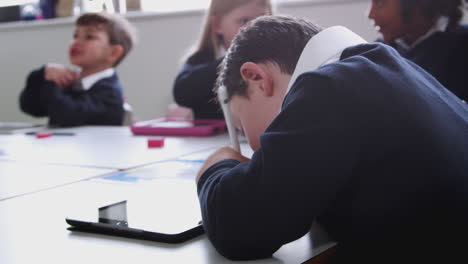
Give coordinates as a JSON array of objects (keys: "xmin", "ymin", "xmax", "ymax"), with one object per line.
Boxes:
[
  {"xmin": 140, "ymin": 0, "xmax": 211, "ymax": 12},
  {"xmin": 0, "ymin": 0, "xmax": 297, "ymax": 23},
  {"xmin": 139, "ymin": 0, "xmax": 293, "ymax": 12}
]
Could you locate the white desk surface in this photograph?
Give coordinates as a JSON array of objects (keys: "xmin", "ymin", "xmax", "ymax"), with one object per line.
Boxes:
[
  {"xmin": 0, "ymin": 160, "xmax": 113, "ymax": 201},
  {"xmin": 0, "ymin": 126, "xmax": 232, "ymax": 170},
  {"xmin": 0, "ymin": 126, "xmax": 335, "ymax": 263},
  {"xmin": 0, "ymin": 178, "xmax": 335, "ymax": 264}
]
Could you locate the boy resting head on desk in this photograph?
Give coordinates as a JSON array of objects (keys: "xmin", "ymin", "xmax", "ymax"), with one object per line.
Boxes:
[
  {"xmin": 195, "ymin": 15, "xmax": 468, "ymax": 263},
  {"xmin": 19, "ymin": 12, "xmax": 136, "ymax": 127}
]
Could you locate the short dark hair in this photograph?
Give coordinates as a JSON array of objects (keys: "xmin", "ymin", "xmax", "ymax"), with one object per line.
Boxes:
[
  {"xmin": 77, "ymin": 12, "xmax": 137, "ymax": 66},
  {"xmin": 216, "ymin": 16, "xmax": 322, "ymax": 101},
  {"xmin": 399, "ymin": 0, "xmax": 467, "ymax": 29}
]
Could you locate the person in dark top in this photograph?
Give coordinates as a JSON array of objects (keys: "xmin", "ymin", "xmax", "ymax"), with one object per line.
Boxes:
[
  {"xmin": 195, "ymin": 16, "xmax": 468, "ymax": 263},
  {"xmin": 19, "ymin": 12, "xmax": 136, "ymax": 127},
  {"xmin": 171, "ymin": 0, "xmax": 272, "ymax": 119},
  {"xmin": 368, "ymin": 0, "xmax": 468, "ymax": 102},
  {"xmin": 39, "ymin": 0, "xmax": 57, "ymax": 19}
]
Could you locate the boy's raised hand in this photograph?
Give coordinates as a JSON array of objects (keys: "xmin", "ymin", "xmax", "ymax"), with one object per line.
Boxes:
[
  {"xmin": 196, "ymin": 146, "xmax": 250, "ymax": 183},
  {"xmin": 44, "ymin": 63, "xmax": 79, "ymax": 88}
]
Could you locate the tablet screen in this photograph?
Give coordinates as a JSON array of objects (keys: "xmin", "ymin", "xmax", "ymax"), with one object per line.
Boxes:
[{"xmin": 66, "ymin": 160, "xmax": 203, "ymax": 236}]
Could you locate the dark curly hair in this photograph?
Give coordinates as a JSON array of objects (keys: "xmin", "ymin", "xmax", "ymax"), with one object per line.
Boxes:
[
  {"xmin": 400, "ymin": 0, "xmax": 467, "ymax": 29},
  {"xmin": 216, "ymin": 16, "xmax": 322, "ymax": 101}
]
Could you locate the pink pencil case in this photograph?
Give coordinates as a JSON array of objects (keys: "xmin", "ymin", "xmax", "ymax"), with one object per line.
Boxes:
[{"xmin": 130, "ymin": 118, "xmax": 227, "ymax": 136}]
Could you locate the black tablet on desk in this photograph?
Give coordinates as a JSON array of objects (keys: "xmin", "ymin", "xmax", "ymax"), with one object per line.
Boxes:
[
  {"xmin": 66, "ymin": 166, "xmax": 205, "ymax": 244},
  {"xmin": 66, "ymin": 200, "xmax": 204, "ymax": 244}
]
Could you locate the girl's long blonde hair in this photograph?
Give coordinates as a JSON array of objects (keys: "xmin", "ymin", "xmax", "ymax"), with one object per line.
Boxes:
[{"xmin": 190, "ymin": 0, "xmax": 273, "ymax": 60}]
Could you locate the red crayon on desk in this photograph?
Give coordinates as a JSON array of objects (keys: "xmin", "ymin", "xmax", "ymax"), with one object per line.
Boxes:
[
  {"xmin": 36, "ymin": 132, "xmax": 53, "ymax": 139},
  {"xmin": 147, "ymin": 138, "xmax": 165, "ymax": 148}
]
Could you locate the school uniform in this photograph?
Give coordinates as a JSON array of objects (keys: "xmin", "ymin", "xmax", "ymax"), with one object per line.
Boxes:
[
  {"xmin": 197, "ymin": 27, "xmax": 468, "ymax": 263},
  {"xmin": 389, "ymin": 18, "xmax": 468, "ymax": 102},
  {"xmin": 172, "ymin": 49, "xmax": 224, "ymax": 119},
  {"xmin": 19, "ymin": 66, "xmax": 124, "ymax": 127}
]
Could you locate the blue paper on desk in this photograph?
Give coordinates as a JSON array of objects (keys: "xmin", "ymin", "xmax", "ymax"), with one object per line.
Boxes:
[{"xmin": 102, "ymin": 159, "xmax": 204, "ymax": 183}]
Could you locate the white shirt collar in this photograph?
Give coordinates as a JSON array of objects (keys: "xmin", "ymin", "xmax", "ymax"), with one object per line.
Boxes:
[
  {"xmin": 286, "ymin": 26, "xmax": 367, "ymax": 94},
  {"xmin": 80, "ymin": 68, "xmax": 115, "ymax": 91},
  {"xmin": 395, "ymin": 16, "xmax": 449, "ymax": 51}
]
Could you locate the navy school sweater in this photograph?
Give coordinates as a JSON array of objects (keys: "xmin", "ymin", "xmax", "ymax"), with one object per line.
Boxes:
[
  {"xmin": 19, "ymin": 66, "xmax": 124, "ymax": 127},
  {"xmin": 197, "ymin": 43, "xmax": 468, "ymax": 263},
  {"xmin": 172, "ymin": 49, "xmax": 225, "ymax": 120}
]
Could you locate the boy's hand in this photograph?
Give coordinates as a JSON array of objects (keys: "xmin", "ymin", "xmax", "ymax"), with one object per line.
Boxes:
[
  {"xmin": 196, "ymin": 146, "xmax": 250, "ymax": 183},
  {"xmin": 44, "ymin": 63, "xmax": 79, "ymax": 88}
]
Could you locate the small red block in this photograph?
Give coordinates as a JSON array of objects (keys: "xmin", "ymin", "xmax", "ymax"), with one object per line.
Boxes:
[
  {"xmin": 147, "ymin": 138, "xmax": 165, "ymax": 148},
  {"xmin": 36, "ymin": 132, "xmax": 52, "ymax": 139}
]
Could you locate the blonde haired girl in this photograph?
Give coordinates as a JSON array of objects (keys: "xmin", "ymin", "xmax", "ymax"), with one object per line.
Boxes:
[{"xmin": 171, "ymin": 0, "xmax": 272, "ymax": 120}]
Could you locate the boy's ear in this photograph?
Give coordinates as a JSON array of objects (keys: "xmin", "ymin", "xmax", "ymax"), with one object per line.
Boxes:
[
  {"xmin": 240, "ymin": 62, "xmax": 274, "ymax": 97},
  {"xmin": 109, "ymin": 44, "xmax": 124, "ymax": 64}
]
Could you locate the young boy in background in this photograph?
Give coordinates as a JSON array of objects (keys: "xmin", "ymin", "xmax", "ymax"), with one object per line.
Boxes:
[
  {"xmin": 19, "ymin": 12, "xmax": 136, "ymax": 127},
  {"xmin": 196, "ymin": 16, "xmax": 468, "ymax": 263}
]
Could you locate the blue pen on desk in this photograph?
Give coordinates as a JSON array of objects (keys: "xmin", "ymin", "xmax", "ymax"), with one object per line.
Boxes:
[
  {"xmin": 50, "ymin": 132, "xmax": 75, "ymax": 136},
  {"xmin": 25, "ymin": 132, "xmax": 75, "ymax": 136}
]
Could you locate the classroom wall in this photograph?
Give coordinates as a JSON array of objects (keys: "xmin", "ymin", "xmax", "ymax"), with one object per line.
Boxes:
[{"xmin": 0, "ymin": 0, "xmax": 466, "ymax": 122}]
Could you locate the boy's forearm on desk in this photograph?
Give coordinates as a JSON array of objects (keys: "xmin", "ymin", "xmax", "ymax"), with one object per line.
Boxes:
[{"xmin": 196, "ymin": 146, "xmax": 249, "ymax": 183}]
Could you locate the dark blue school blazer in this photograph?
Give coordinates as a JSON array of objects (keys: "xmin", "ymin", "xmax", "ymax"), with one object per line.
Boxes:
[
  {"xmin": 172, "ymin": 49, "xmax": 224, "ymax": 119},
  {"xmin": 19, "ymin": 66, "xmax": 124, "ymax": 127},
  {"xmin": 197, "ymin": 43, "xmax": 468, "ymax": 263}
]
